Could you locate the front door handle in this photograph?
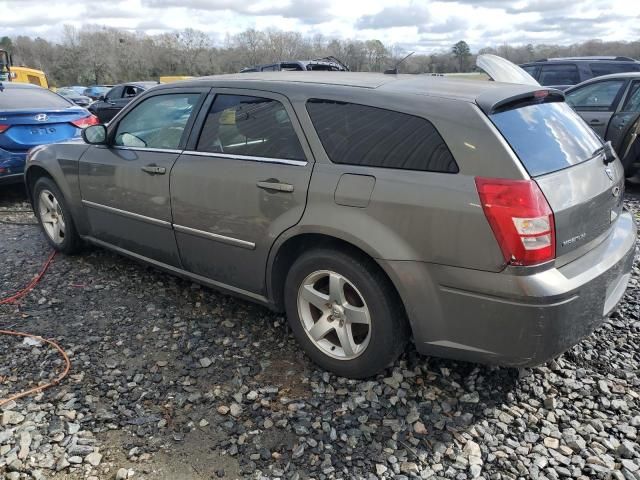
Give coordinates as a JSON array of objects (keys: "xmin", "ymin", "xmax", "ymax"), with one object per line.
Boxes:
[
  {"xmin": 257, "ymin": 180, "xmax": 294, "ymax": 193},
  {"xmin": 589, "ymin": 119, "xmax": 604, "ymax": 125},
  {"xmin": 141, "ymin": 164, "xmax": 166, "ymax": 175}
]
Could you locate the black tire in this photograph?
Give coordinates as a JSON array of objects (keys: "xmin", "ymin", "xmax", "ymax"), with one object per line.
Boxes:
[
  {"xmin": 284, "ymin": 248, "xmax": 409, "ymax": 378},
  {"xmin": 33, "ymin": 177, "xmax": 82, "ymax": 254}
]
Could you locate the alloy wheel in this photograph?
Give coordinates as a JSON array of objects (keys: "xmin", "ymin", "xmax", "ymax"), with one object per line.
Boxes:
[
  {"xmin": 38, "ymin": 189, "xmax": 66, "ymax": 245},
  {"xmin": 297, "ymin": 270, "xmax": 372, "ymax": 360}
]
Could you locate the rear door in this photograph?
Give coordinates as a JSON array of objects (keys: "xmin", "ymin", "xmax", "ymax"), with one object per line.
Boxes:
[
  {"xmin": 565, "ymin": 79, "xmax": 627, "ymax": 138},
  {"xmin": 79, "ymin": 89, "xmax": 206, "ymax": 266},
  {"xmin": 489, "ymin": 100, "xmax": 625, "ymax": 265},
  {"xmin": 170, "ymin": 89, "xmax": 314, "ymax": 295}
]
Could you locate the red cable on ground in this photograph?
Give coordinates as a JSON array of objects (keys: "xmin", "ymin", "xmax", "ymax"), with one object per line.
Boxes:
[
  {"xmin": 0, "ymin": 330, "xmax": 71, "ymax": 408},
  {"xmin": 0, "ymin": 250, "xmax": 57, "ymax": 305},
  {"xmin": 0, "ymin": 250, "xmax": 71, "ymax": 407}
]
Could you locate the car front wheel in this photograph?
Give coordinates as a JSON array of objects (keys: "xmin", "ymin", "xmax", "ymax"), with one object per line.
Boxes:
[
  {"xmin": 33, "ymin": 177, "xmax": 82, "ymax": 254},
  {"xmin": 285, "ymin": 248, "xmax": 408, "ymax": 378}
]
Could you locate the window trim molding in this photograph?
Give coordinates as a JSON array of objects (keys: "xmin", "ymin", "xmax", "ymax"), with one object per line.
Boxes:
[{"xmin": 181, "ymin": 150, "xmax": 307, "ymax": 166}]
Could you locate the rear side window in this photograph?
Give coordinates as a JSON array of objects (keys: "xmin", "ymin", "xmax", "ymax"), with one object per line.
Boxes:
[
  {"xmin": 539, "ymin": 64, "xmax": 580, "ymax": 86},
  {"xmin": 590, "ymin": 62, "xmax": 640, "ymax": 76},
  {"xmin": 306, "ymin": 100, "xmax": 458, "ymax": 173},
  {"xmin": 490, "ymin": 102, "xmax": 602, "ymax": 177},
  {"xmin": 0, "ymin": 87, "xmax": 72, "ymax": 109},
  {"xmin": 197, "ymin": 94, "xmax": 305, "ymax": 161}
]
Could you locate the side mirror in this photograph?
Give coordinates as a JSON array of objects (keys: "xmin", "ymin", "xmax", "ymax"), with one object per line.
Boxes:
[
  {"xmin": 82, "ymin": 124, "xmax": 107, "ymax": 145},
  {"xmin": 98, "ymin": 95, "xmax": 106, "ymax": 101}
]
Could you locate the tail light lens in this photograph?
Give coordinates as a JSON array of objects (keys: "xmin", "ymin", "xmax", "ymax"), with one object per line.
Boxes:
[
  {"xmin": 0, "ymin": 124, "xmax": 9, "ymax": 133},
  {"xmin": 71, "ymin": 115, "xmax": 99, "ymax": 128},
  {"xmin": 475, "ymin": 177, "xmax": 555, "ymax": 266}
]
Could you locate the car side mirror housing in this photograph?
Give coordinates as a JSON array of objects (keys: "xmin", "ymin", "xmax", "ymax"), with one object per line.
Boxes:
[
  {"xmin": 82, "ymin": 124, "xmax": 107, "ymax": 145},
  {"xmin": 98, "ymin": 95, "xmax": 106, "ymax": 101}
]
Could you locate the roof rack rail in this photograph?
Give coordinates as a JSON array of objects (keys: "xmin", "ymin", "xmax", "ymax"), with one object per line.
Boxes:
[{"xmin": 539, "ymin": 56, "xmax": 637, "ymax": 62}]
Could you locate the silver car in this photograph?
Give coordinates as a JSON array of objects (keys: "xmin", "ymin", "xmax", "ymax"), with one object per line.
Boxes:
[{"xmin": 25, "ymin": 72, "xmax": 637, "ymax": 378}]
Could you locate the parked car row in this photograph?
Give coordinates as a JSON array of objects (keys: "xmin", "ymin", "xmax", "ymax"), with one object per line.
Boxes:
[
  {"xmin": 520, "ymin": 56, "xmax": 640, "ymax": 90},
  {"xmin": 20, "ymin": 68, "xmax": 637, "ymax": 378}
]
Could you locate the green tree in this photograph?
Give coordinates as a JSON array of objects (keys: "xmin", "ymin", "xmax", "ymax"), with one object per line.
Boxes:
[{"xmin": 452, "ymin": 40, "xmax": 471, "ymax": 72}]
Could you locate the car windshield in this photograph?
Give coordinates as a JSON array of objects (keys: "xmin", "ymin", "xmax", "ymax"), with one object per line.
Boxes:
[
  {"xmin": 0, "ymin": 87, "xmax": 73, "ymax": 110},
  {"xmin": 490, "ymin": 101, "xmax": 602, "ymax": 177}
]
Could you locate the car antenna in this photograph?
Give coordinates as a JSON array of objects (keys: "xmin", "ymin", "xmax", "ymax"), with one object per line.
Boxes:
[{"xmin": 384, "ymin": 52, "xmax": 415, "ymax": 75}]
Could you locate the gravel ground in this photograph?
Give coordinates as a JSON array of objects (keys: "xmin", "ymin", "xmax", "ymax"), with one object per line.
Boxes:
[{"xmin": 0, "ymin": 182, "xmax": 639, "ymax": 480}]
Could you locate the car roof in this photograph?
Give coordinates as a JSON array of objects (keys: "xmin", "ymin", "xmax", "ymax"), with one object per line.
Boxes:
[
  {"xmin": 161, "ymin": 71, "xmax": 544, "ymax": 105},
  {"xmin": 522, "ymin": 57, "xmax": 639, "ymax": 66},
  {"xmin": 565, "ymin": 71, "xmax": 640, "ymax": 92},
  {"xmin": 120, "ymin": 81, "xmax": 159, "ymax": 88}
]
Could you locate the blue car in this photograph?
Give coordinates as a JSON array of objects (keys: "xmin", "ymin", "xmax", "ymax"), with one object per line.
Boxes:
[{"xmin": 0, "ymin": 82, "xmax": 97, "ymax": 184}]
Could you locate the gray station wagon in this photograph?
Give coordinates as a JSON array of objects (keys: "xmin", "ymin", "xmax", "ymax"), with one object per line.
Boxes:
[{"xmin": 25, "ymin": 72, "xmax": 637, "ymax": 378}]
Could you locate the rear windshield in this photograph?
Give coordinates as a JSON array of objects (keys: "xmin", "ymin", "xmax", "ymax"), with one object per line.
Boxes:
[
  {"xmin": 490, "ymin": 102, "xmax": 602, "ymax": 177},
  {"xmin": 0, "ymin": 87, "xmax": 73, "ymax": 109}
]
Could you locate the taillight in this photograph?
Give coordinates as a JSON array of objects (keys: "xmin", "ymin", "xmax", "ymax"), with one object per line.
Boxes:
[
  {"xmin": 71, "ymin": 115, "xmax": 99, "ymax": 128},
  {"xmin": 475, "ymin": 177, "xmax": 555, "ymax": 266},
  {"xmin": 0, "ymin": 124, "xmax": 9, "ymax": 133}
]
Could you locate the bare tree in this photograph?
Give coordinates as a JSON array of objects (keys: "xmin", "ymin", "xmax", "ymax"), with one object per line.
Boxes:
[{"xmin": 5, "ymin": 25, "xmax": 640, "ymax": 87}]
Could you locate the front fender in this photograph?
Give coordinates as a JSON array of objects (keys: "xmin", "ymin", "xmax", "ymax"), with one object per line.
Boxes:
[{"xmin": 25, "ymin": 142, "xmax": 91, "ymax": 235}]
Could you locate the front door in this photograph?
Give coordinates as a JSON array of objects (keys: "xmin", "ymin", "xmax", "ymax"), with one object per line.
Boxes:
[
  {"xmin": 98, "ymin": 86, "xmax": 125, "ymax": 123},
  {"xmin": 170, "ymin": 90, "xmax": 314, "ymax": 295},
  {"xmin": 79, "ymin": 90, "xmax": 205, "ymax": 266},
  {"xmin": 565, "ymin": 78, "xmax": 627, "ymax": 138}
]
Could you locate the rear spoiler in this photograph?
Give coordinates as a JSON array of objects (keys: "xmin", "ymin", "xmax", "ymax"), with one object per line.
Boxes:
[{"xmin": 476, "ymin": 87, "xmax": 565, "ymax": 115}]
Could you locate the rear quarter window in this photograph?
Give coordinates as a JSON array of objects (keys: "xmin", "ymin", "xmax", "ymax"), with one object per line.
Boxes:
[
  {"xmin": 590, "ymin": 62, "xmax": 640, "ymax": 76},
  {"xmin": 0, "ymin": 87, "xmax": 73, "ymax": 109},
  {"xmin": 306, "ymin": 100, "xmax": 458, "ymax": 173},
  {"xmin": 539, "ymin": 64, "xmax": 580, "ymax": 86},
  {"xmin": 490, "ymin": 101, "xmax": 602, "ymax": 177}
]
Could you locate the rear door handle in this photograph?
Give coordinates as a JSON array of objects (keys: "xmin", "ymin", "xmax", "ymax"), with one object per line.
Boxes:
[
  {"xmin": 589, "ymin": 119, "xmax": 604, "ymax": 125},
  {"xmin": 141, "ymin": 165, "xmax": 166, "ymax": 175},
  {"xmin": 257, "ymin": 180, "xmax": 294, "ymax": 192}
]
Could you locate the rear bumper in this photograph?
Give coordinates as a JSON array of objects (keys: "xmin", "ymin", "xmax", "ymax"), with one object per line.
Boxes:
[
  {"xmin": 382, "ymin": 210, "xmax": 637, "ymax": 367},
  {"xmin": 0, "ymin": 148, "xmax": 27, "ymax": 185}
]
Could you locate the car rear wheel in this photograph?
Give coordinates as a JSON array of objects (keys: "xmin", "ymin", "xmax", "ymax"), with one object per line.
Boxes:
[
  {"xmin": 33, "ymin": 177, "xmax": 82, "ymax": 254},
  {"xmin": 284, "ymin": 248, "xmax": 408, "ymax": 378}
]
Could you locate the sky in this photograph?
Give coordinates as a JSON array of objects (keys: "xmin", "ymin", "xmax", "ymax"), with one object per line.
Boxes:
[{"xmin": 2, "ymin": 0, "xmax": 639, "ymax": 52}]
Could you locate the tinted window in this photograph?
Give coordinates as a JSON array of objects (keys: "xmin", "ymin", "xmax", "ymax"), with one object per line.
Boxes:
[
  {"xmin": 622, "ymin": 81, "xmax": 640, "ymax": 112},
  {"xmin": 123, "ymin": 85, "xmax": 143, "ymax": 98},
  {"xmin": 539, "ymin": 64, "xmax": 580, "ymax": 86},
  {"xmin": 115, "ymin": 93, "xmax": 199, "ymax": 149},
  {"xmin": 590, "ymin": 62, "xmax": 640, "ymax": 76},
  {"xmin": 521, "ymin": 65, "xmax": 538, "ymax": 78},
  {"xmin": 306, "ymin": 100, "xmax": 458, "ymax": 173},
  {"xmin": 565, "ymin": 80, "xmax": 625, "ymax": 111},
  {"xmin": 197, "ymin": 94, "xmax": 305, "ymax": 161},
  {"xmin": 106, "ymin": 86, "xmax": 123, "ymax": 100},
  {"xmin": 490, "ymin": 102, "xmax": 602, "ymax": 177},
  {"xmin": 0, "ymin": 87, "xmax": 73, "ymax": 109}
]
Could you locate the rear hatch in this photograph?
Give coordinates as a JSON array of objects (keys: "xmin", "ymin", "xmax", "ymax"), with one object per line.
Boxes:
[
  {"xmin": 0, "ymin": 109, "xmax": 83, "ymax": 152},
  {"xmin": 488, "ymin": 96, "xmax": 625, "ymax": 265}
]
